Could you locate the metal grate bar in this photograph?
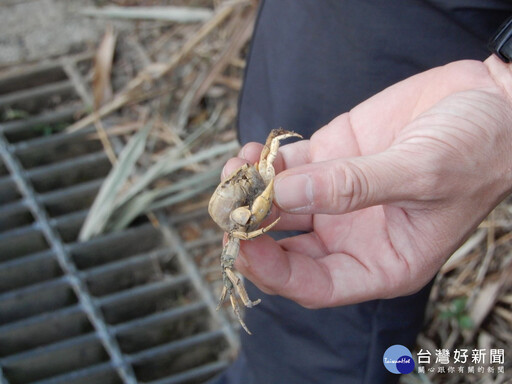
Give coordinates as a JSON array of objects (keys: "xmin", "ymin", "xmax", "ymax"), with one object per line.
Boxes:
[
  {"xmin": 0, "ymin": 303, "xmax": 82, "ymax": 334},
  {"xmin": 68, "ymin": 222, "xmax": 162, "ymax": 270},
  {"xmin": 128, "ymin": 330, "xmax": 228, "ymax": 384},
  {"xmin": 96, "ymin": 275, "xmax": 190, "ymax": 308},
  {"xmin": 0, "ymin": 81, "xmax": 75, "ymax": 109},
  {"xmin": 0, "ymin": 134, "xmax": 138, "ymax": 384},
  {"xmin": 0, "ymin": 53, "xmax": 93, "ymax": 95},
  {"xmin": 1, "ymin": 333, "xmax": 98, "ymax": 365},
  {"xmin": 0, "ymin": 106, "xmax": 81, "ymax": 137},
  {"xmin": 147, "ymin": 361, "xmax": 229, "ymax": 384},
  {"xmin": 28, "ymin": 331, "xmax": 228, "ymax": 384},
  {"xmin": 40, "ymin": 178, "xmax": 102, "ymax": 204},
  {"xmin": 0, "ymin": 276, "xmax": 71, "ymax": 325},
  {"xmin": 11, "ymin": 123, "xmax": 96, "ymax": 153},
  {"xmin": 0, "ymin": 223, "xmax": 47, "ymax": 263},
  {"xmin": 0, "ymin": 152, "xmax": 110, "ymax": 208},
  {"xmin": 81, "ymin": 247, "xmax": 173, "ymax": 279},
  {"xmin": 112, "ymin": 301, "xmax": 207, "ymax": 335},
  {"xmin": 50, "ymin": 208, "xmax": 87, "ymax": 226},
  {"xmin": 29, "ymin": 362, "xmax": 115, "ymax": 384},
  {"xmin": 26, "ymin": 151, "xmax": 108, "ymax": 182},
  {"xmin": 127, "ymin": 329, "xmax": 225, "ymax": 363},
  {"xmin": 0, "ymin": 249, "xmax": 58, "ymax": 293},
  {"xmin": 0, "ymin": 200, "xmax": 32, "ymax": 232},
  {"xmin": 0, "ymin": 304, "xmax": 86, "ymax": 357}
]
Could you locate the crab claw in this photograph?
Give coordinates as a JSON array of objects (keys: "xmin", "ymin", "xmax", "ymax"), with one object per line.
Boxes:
[{"xmin": 258, "ymin": 128, "xmax": 303, "ymax": 183}]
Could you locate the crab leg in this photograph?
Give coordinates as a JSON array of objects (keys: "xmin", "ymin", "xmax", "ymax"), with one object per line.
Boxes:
[
  {"xmin": 218, "ymin": 236, "xmax": 239, "ymax": 301},
  {"xmin": 217, "ymin": 235, "xmax": 260, "ymax": 334},
  {"xmin": 226, "ymin": 268, "xmax": 260, "ymax": 335},
  {"xmin": 216, "ymin": 286, "xmax": 228, "ymax": 311},
  {"xmin": 229, "ymin": 293, "xmax": 252, "ymax": 334},
  {"xmin": 232, "ymin": 217, "xmax": 280, "ymax": 240},
  {"xmin": 226, "ymin": 268, "xmax": 261, "ymax": 308},
  {"xmin": 258, "ymin": 128, "xmax": 302, "ymax": 183}
]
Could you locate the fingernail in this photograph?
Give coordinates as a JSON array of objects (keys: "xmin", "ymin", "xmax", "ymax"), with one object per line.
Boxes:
[
  {"xmin": 221, "ymin": 165, "xmax": 228, "ymax": 180},
  {"xmin": 238, "ymin": 146, "xmax": 247, "ymax": 159},
  {"xmin": 274, "ymin": 174, "xmax": 313, "ymax": 212}
]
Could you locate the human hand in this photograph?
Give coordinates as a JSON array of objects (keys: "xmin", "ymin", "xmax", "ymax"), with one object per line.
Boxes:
[{"xmin": 225, "ymin": 57, "xmax": 512, "ymax": 308}]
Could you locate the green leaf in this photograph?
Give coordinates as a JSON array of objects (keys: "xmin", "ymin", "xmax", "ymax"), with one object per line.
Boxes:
[
  {"xmin": 458, "ymin": 315, "xmax": 473, "ymax": 330},
  {"xmin": 439, "ymin": 310, "xmax": 455, "ymax": 319},
  {"xmin": 451, "ymin": 297, "xmax": 467, "ymax": 315}
]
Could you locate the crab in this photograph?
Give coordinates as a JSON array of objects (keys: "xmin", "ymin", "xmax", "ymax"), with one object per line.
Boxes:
[{"xmin": 208, "ymin": 128, "xmax": 302, "ymax": 333}]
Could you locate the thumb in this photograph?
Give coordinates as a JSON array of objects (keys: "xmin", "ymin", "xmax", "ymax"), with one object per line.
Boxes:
[{"xmin": 273, "ymin": 152, "xmax": 415, "ymax": 214}]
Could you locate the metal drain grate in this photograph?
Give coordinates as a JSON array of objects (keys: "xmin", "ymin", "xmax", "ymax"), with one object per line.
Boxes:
[{"xmin": 0, "ymin": 55, "xmax": 236, "ymax": 384}]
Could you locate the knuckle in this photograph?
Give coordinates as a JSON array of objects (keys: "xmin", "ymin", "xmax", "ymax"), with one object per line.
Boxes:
[{"xmin": 327, "ymin": 161, "xmax": 370, "ymax": 212}]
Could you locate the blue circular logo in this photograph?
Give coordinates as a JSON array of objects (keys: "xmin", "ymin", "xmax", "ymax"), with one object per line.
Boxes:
[{"xmin": 383, "ymin": 345, "xmax": 415, "ymax": 374}]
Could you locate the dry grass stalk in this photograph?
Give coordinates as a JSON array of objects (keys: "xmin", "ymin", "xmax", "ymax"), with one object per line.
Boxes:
[{"xmin": 82, "ymin": 5, "xmax": 213, "ymax": 23}]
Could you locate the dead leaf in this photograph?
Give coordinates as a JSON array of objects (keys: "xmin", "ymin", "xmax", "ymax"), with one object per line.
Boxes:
[
  {"xmin": 465, "ymin": 265, "xmax": 512, "ymax": 340},
  {"xmin": 93, "ymin": 25, "xmax": 117, "ymax": 109}
]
